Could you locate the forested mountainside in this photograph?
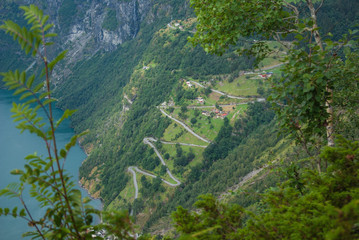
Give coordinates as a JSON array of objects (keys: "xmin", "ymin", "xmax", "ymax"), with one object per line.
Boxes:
[
  {"xmin": 1, "ymin": 0, "xmax": 359, "ymax": 236},
  {"xmin": 0, "ymin": 0, "xmax": 192, "ymax": 81}
]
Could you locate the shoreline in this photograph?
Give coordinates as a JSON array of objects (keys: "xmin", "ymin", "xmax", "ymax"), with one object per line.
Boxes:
[
  {"xmin": 76, "ymin": 139, "xmax": 105, "ymax": 209},
  {"xmin": 1, "ymin": 87, "xmax": 105, "ymax": 216},
  {"xmin": 53, "ymin": 98, "xmax": 104, "ymax": 210},
  {"xmin": 78, "ymin": 179, "xmax": 104, "ymax": 209}
]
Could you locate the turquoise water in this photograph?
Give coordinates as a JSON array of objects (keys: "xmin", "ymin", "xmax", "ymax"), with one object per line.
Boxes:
[{"xmin": 0, "ymin": 89, "xmax": 102, "ymax": 239}]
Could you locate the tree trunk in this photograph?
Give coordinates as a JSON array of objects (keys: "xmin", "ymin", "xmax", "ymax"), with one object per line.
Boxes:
[{"xmin": 306, "ymin": 0, "xmax": 335, "ymax": 146}]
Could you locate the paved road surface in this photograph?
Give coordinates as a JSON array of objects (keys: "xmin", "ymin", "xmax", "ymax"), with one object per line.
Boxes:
[
  {"xmin": 257, "ymin": 63, "xmax": 285, "ymax": 71},
  {"xmin": 128, "ymin": 123, "xmax": 210, "ymax": 204},
  {"xmin": 128, "ymin": 167, "xmax": 139, "ymax": 199},
  {"xmin": 128, "ymin": 166, "xmax": 180, "ymax": 192},
  {"xmin": 143, "ymin": 138, "xmax": 167, "ymax": 166},
  {"xmin": 160, "ymin": 109, "xmax": 211, "ymax": 143},
  {"xmin": 189, "ymin": 81, "xmax": 265, "ymax": 101},
  {"xmin": 160, "ymin": 141, "xmax": 207, "ymax": 148},
  {"xmin": 145, "ymin": 137, "xmax": 207, "ymax": 148},
  {"xmin": 143, "ymin": 138, "xmax": 182, "ymax": 186}
]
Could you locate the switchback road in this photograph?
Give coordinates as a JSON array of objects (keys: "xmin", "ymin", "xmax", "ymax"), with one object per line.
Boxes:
[{"xmin": 159, "ymin": 109, "xmax": 211, "ymax": 144}]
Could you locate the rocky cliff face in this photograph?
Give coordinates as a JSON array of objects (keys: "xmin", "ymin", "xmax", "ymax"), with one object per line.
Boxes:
[
  {"xmin": 1, "ymin": 0, "xmax": 182, "ymax": 85},
  {"xmin": 36, "ymin": 0, "xmax": 152, "ymax": 63},
  {"xmin": 57, "ymin": 0, "xmax": 153, "ymax": 62},
  {"xmin": 16, "ymin": 0, "xmax": 153, "ymax": 85}
]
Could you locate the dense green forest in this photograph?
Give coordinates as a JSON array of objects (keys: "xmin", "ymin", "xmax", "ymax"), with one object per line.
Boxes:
[
  {"xmin": 0, "ymin": 2, "xmax": 33, "ymax": 77},
  {"xmin": 1, "ymin": 0, "xmax": 359, "ymax": 238},
  {"xmin": 74, "ymin": 18, "xmax": 254, "ymax": 207}
]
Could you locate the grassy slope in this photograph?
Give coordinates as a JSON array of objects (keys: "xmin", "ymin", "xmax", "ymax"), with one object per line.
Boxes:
[{"xmin": 113, "ymin": 23, "xmax": 288, "ymax": 230}]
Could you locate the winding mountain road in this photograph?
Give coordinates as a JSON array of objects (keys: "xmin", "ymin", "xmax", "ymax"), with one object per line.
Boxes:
[
  {"xmin": 258, "ymin": 62, "xmax": 285, "ymax": 71},
  {"xmin": 161, "ymin": 141, "xmax": 207, "ymax": 148},
  {"xmin": 126, "ymin": 83, "xmax": 267, "ymax": 213},
  {"xmin": 128, "ymin": 167, "xmax": 139, "ymax": 199},
  {"xmin": 128, "ymin": 166, "xmax": 180, "ymax": 188},
  {"xmin": 143, "ymin": 138, "xmax": 181, "ymax": 186},
  {"xmin": 127, "ymin": 111, "xmax": 211, "ymax": 206},
  {"xmin": 189, "ymin": 81, "xmax": 265, "ymax": 102},
  {"xmin": 145, "ymin": 137, "xmax": 207, "ymax": 148},
  {"xmin": 159, "ymin": 109, "xmax": 211, "ymax": 143}
]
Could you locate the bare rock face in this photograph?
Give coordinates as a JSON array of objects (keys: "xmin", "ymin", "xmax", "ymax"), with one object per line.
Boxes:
[
  {"xmin": 1, "ymin": 0, "xmax": 179, "ymax": 84},
  {"xmin": 57, "ymin": 0, "xmax": 153, "ymax": 62},
  {"xmin": 14, "ymin": 0, "xmax": 152, "ymax": 62},
  {"xmin": 16, "ymin": 0, "xmax": 153, "ymax": 83}
]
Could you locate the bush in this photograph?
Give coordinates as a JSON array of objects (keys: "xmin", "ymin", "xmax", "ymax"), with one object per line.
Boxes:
[{"xmin": 190, "ymin": 117, "xmax": 197, "ymax": 125}]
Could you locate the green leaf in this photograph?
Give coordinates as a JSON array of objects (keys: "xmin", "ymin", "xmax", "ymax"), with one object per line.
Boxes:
[
  {"xmin": 12, "ymin": 207, "xmax": 18, "ymax": 218},
  {"xmin": 45, "ymin": 42, "xmax": 54, "ymax": 46},
  {"xmin": 10, "ymin": 169, "xmax": 24, "ymax": 175},
  {"xmin": 26, "ymin": 74, "xmax": 35, "ymax": 88},
  {"xmin": 19, "ymin": 209, "xmax": 26, "ymax": 217},
  {"xmin": 14, "ymin": 87, "xmax": 27, "ymax": 96},
  {"xmin": 43, "ymin": 98, "xmax": 56, "ymax": 106},
  {"xmin": 48, "ymin": 50, "xmax": 68, "ymax": 71},
  {"xmin": 4, "ymin": 208, "xmax": 9, "ymax": 216},
  {"xmin": 55, "ymin": 109, "xmax": 77, "ymax": 128},
  {"xmin": 33, "ymin": 82, "xmax": 44, "ymax": 93},
  {"xmin": 44, "ymin": 160, "xmax": 54, "ymax": 171},
  {"xmin": 41, "ymin": 15, "xmax": 50, "ymax": 27},
  {"xmin": 39, "ymin": 91, "xmax": 51, "ymax": 100},
  {"xmin": 24, "ymin": 98, "xmax": 38, "ymax": 105},
  {"xmin": 24, "ymin": 164, "xmax": 33, "ymax": 175},
  {"xmin": 306, "ymin": 92, "xmax": 313, "ymax": 100},
  {"xmin": 0, "ymin": 189, "xmax": 10, "ymax": 197},
  {"xmin": 20, "ymin": 71, "xmax": 26, "ymax": 84},
  {"xmin": 20, "ymin": 92, "xmax": 33, "ymax": 101},
  {"xmin": 83, "ymin": 197, "xmax": 91, "ymax": 204},
  {"xmin": 27, "ymin": 176, "xmax": 37, "ymax": 184},
  {"xmin": 60, "ymin": 149, "xmax": 67, "ymax": 158},
  {"xmin": 54, "ymin": 214, "xmax": 62, "ymax": 226},
  {"xmin": 44, "ymin": 33, "xmax": 57, "ymax": 38}
]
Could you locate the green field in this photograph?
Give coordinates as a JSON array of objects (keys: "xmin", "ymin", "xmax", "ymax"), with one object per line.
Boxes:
[
  {"xmin": 227, "ymin": 104, "xmax": 248, "ymax": 123},
  {"xmin": 161, "ymin": 121, "xmax": 209, "ymax": 145},
  {"xmin": 158, "ymin": 144, "xmax": 205, "ymax": 179},
  {"xmin": 161, "ymin": 144, "xmax": 204, "ymax": 167},
  {"xmin": 107, "ymin": 171, "xmax": 137, "ymax": 210},
  {"xmin": 216, "ymin": 76, "xmax": 262, "ymax": 96},
  {"xmin": 257, "ymin": 41, "xmax": 286, "ymax": 68},
  {"xmin": 210, "ymin": 41, "xmax": 287, "ymax": 97},
  {"xmin": 169, "ymin": 108, "xmax": 223, "ymax": 141}
]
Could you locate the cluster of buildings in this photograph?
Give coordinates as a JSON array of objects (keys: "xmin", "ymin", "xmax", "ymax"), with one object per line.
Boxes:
[
  {"xmin": 202, "ymin": 108, "xmax": 229, "ymax": 119},
  {"xmin": 196, "ymin": 97, "xmax": 204, "ymax": 104},
  {"xmin": 186, "ymin": 81, "xmax": 193, "ymax": 88},
  {"xmin": 258, "ymin": 72, "xmax": 273, "ymax": 79},
  {"xmin": 161, "ymin": 100, "xmax": 175, "ymax": 107},
  {"xmin": 174, "ymin": 22, "xmax": 184, "ymax": 30}
]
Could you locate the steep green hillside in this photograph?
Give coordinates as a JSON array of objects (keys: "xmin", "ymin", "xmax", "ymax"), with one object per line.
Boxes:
[
  {"xmin": 0, "ymin": 2, "xmax": 33, "ymax": 78},
  {"xmin": 1, "ymin": 0, "xmax": 358, "ymax": 236},
  {"xmin": 142, "ymin": 102, "xmax": 279, "ymax": 230},
  {"xmin": 74, "ymin": 18, "xmax": 255, "ymax": 208}
]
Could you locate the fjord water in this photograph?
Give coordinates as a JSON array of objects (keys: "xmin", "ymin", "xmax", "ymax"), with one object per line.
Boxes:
[{"xmin": 0, "ymin": 89, "xmax": 102, "ymax": 239}]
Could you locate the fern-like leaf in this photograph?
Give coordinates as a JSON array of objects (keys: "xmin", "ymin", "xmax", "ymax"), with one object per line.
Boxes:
[
  {"xmin": 49, "ymin": 50, "xmax": 68, "ymax": 71},
  {"xmin": 0, "ymin": 21, "xmax": 38, "ymax": 56}
]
